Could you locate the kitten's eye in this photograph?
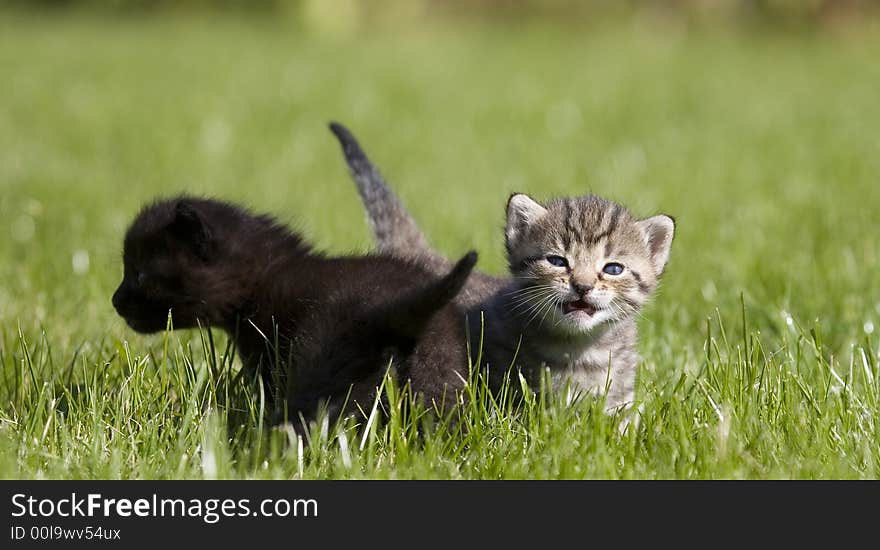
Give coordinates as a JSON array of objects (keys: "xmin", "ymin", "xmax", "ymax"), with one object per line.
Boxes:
[
  {"xmin": 136, "ymin": 272, "xmax": 147, "ymax": 286},
  {"xmin": 546, "ymin": 255, "xmax": 568, "ymax": 268},
  {"xmin": 602, "ymin": 262, "xmax": 624, "ymax": 276}
]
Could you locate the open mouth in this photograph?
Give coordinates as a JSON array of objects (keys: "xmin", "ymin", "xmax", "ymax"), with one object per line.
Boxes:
[{"xmin": 561, "ymin": 299, "xmax": 598, "ymax": 316}]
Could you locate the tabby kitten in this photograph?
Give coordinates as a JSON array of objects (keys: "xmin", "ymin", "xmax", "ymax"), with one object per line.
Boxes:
[
  {"xmin": 482, "ymin": 193, "xmax": 673, "ymax": 410},
  {"xmin": 329, "ymin": 123, "xmax": 674, "ymax": 412},
  {"xmin": 112, "ymin": 196, "xmax": 476, "ymax": 430}
]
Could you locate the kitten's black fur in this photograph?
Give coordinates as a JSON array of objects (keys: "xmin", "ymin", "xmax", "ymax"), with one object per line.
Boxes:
[
  {"xmin": 287, "ymin": 251, "xmax": 476, "ymax": 425},
  {"xmin": 112, "ymin": 196, "xmax": 476, "ymax": 430}
]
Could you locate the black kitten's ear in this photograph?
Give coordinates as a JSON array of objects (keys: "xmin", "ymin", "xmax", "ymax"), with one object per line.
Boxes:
[{"xmin": 171, "ymin": 201, "xmax": 214, "ymax": 260}]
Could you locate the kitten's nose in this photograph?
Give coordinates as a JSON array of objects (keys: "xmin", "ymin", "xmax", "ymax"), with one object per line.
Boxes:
[
  {"xmin": 111, "ymin": 287, "xmax": 124, "ymax": 311},
  {"xmin": 572, "ymin": 282, "xmax": 593, "ymax": 296}
]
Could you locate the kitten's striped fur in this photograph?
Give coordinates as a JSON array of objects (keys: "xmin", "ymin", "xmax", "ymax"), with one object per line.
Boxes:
[
  {"xmin": 487, "ymin": 193, "xmax": 674, "ymax": 410},
  {"xmin": 330, "ymin": 122, "xmax": 674, "ymax": 412}
]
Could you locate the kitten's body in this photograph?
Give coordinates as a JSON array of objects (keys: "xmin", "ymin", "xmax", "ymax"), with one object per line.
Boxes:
[
  {"xmin": 478, "ymin": 294, "xmax": 639, "ymax": 408},
  {"xmin": 112, "ymin": 196, "xmax": 475, "ymax": 429},
  {"xmin": 286, "ymin": 250, "xmax": 477, "ymax": 422},
  {"xmin": 330, "ymin": 123, "xmax": 674, "ymax": 412}
]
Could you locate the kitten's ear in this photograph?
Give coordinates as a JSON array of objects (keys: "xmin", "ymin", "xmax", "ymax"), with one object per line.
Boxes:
[
  {"xmin": 636, "ymin": 214, "xmax": 675, "ymax": 276},
  {"xmin": 506, "ymin": 193, "xmax": 547, "ymax": 247},
  {"xmin": 171, "ymin": 202, "xmax": 214, "ymax": 261}
]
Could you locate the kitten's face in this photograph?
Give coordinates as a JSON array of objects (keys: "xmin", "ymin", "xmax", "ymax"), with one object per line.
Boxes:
[
  {"xmin": 112, "ymin": 201, "xmax": 219, "ymax": 333},
  {"xmin": 505, "ymin": 194, "xmax": 674, "ymax": 335}
]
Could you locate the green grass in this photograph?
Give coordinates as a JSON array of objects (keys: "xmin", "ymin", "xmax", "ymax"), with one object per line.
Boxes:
[{"xmin": 2, "ymin": 14, "xmax": 879, "ymax": 479}]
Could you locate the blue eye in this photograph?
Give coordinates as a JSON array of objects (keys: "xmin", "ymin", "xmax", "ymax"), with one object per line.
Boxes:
[
  {"xmin": 602, "ymin": 263, "xmax": 624, "ymax": 276},
  {"xmin": 546, "ymin": 255, "xmax": 568, "ymax": 268}
]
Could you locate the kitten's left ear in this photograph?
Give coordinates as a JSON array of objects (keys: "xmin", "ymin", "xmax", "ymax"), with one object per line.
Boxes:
[
  {"xmin": 636, "ymin": 214, "xmax": 675, "ymax": 276},
  {"xmin": 506, "ymin": 193, "xmax": 547, "ymax": 248},
  {"xmin": 171, "ymin": 202, "xmax": 214, "ymax": 261}
]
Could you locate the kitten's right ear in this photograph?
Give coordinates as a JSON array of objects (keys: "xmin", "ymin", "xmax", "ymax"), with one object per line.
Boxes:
[
  {"xmin": 171, "ymin": 201, "xmax": 214, "ymax": 261},
  {"xmin": 506, "ymin": 193, "xmax": 547, "ymax": 247}
]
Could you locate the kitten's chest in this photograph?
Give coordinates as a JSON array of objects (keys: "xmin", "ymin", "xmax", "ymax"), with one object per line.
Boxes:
[{"xmin": 541, "ymin": 345, "xmax": 614, "ymax": 395}]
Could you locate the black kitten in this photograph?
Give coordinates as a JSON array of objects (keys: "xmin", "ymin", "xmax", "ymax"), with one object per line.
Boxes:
[
  {"xmin": 287, "ymin": 249, "xmax": 477, "ymax": 426},
  {"xmin": 112, "ymin": 196, "xmax": 476, "ymax": 429}
]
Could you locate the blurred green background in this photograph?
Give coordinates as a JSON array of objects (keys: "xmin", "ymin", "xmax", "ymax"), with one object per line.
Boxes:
[
  {"xmin": 1, "ymin": 1, "xmax": 880, "ymax": 478},
  {"xmin": 3, "ymin": 0, "xmax": 878, "ymax": 346},
  {"xmin": 4, "ymin": 0, "xmax": 880, "ymax": 25}
]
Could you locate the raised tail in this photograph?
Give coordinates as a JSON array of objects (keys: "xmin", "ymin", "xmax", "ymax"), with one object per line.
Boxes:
[
  {"xmin": 386, "ymin": 251, "xmax": 478, "ymax": 340},
  {"xmin": 284, "ymin": 252, "xmax": 477, "ymax": 431},
  {"xmin": 328, "ymin": 121, "xmax": 432, "ymax": 254}
]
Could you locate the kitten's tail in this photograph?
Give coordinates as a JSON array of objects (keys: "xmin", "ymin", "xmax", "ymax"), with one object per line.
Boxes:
[
  {"xmin": 386, "ymin": 251, "xmax": 478, "ymax": 340},
  {"xmin": 328, "ymin": 121, "xmax": 432, "ymax": 254}
]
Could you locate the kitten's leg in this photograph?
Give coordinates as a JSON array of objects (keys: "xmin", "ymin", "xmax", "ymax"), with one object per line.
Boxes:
[{"xmin": 603, "ymin": 354, "xmax": 640, "ymax": 434}]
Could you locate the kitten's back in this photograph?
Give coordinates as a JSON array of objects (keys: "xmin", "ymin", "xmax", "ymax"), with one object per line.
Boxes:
[{"xmin": 286, "ymin": 251, "xmax": 478, "ymax": 428}]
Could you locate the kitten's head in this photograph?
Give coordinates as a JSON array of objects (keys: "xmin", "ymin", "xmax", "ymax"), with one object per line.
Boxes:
[
  {"xmin": 505, "ymin": 193, "xmax": 674, "ymax": 335},
  {"xmin": 112, "ymin": 197, "xmax": 234, "ymax": 333}
]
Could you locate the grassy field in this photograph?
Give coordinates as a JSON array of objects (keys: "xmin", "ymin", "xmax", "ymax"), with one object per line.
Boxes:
[{"xmin": 1, "ymin": 13, "xmax": 879, "ymax": 479}]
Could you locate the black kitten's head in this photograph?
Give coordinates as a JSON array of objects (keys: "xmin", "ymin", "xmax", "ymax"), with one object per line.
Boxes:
[{"xmin": 112, "ymin": 197, "xmax": 230, "ymax": 333}]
